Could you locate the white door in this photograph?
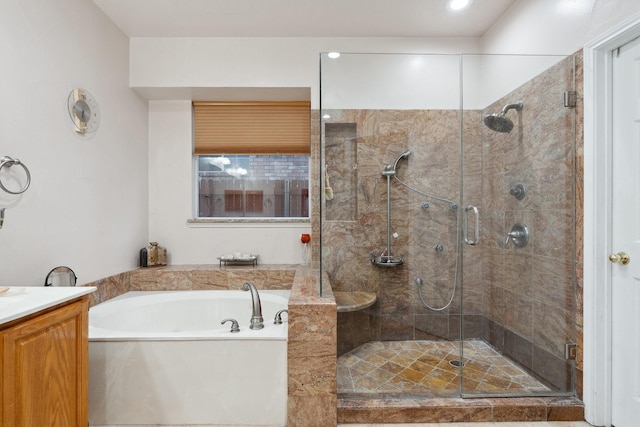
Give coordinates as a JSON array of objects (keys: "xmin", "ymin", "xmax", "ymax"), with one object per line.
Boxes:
[{"xmin": 611, "ymin": 35, "xmax": 640, "ymax": 427}]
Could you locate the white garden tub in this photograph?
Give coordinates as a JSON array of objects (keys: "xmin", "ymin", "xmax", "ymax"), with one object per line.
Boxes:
[{"xmin": 88, "ymin": 290, "xmax": 289, "ymax": 426}]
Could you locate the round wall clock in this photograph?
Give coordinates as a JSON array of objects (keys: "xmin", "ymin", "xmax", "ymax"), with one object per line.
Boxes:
[{"xmin": 67, "ymin": 88, "xmax": 100, "ymax": 135}]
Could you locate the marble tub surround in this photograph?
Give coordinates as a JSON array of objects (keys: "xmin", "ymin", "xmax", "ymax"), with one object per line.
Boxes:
[
  {"xmin": 130, "ymin": 264, "xmax": 296, "ymax": 291},
  {"xmin": 83, "ymin": 263, "xmax": 298, "ymax": 307},
  {"xmin": 84, "ymin": 270, "xmax": 129, "ymax": 307},
  {"xmin": 288, "ymin": 268, "xmax": 338, "ymax": 427}
]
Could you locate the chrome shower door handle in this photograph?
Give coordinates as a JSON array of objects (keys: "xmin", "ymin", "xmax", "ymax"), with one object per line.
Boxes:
[{"xmin": 464, "ymin": 205, "xmax": 479, "ymax": 246}]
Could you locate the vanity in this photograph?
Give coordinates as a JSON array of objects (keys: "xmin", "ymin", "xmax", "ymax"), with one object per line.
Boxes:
[{"xmin": 0, "ymin": 286, "xmax": 95, "ymax": 427}]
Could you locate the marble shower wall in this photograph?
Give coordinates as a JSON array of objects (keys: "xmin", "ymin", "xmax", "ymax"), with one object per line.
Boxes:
[
  {"xmin": 323, "ymin": 109, "xmax": 477, "ymax": 353},
  {"xmin": 324, "ymin": 53, "xmax": 578, "ymax": 393}
]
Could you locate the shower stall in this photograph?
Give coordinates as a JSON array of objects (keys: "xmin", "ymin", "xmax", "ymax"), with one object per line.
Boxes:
[{"xmin": 319, "ymin": 53, "xmax": 576, "ymax": 398}]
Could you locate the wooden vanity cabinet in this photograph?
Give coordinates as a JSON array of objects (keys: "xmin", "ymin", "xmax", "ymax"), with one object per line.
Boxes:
[{"xmin": 1, "ymin": 297, "xmax": 89, "ymax": 427}]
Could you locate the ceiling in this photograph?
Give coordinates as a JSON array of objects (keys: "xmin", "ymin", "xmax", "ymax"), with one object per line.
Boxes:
[{"xmin": 92, "ymin": 0, "xmax": 518, "ymax": 38}]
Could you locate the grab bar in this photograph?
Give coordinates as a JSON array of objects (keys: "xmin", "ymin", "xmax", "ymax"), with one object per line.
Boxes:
[
  {"xmin": 464, "ymin": 205, "xmax": 479, "ymax": 245},
  {"xmin": 0, "ymin": 156, "xmax": 31, "ymax": 194}
]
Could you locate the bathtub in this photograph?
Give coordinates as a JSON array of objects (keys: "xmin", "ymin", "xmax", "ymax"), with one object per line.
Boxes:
[{"xmin": 88, "ymin": 290, "xmax": 289, "ymax": 426}]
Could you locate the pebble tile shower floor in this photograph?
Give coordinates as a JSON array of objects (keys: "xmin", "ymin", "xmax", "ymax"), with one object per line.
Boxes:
[{"xmin": 337, "ymin": 340, "xmax": 551, "ymax": 395}]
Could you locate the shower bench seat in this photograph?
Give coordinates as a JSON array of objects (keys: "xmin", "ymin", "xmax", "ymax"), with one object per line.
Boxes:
[{"xmin": 334, "ymin": 291, "xmax": 377, "ymax": 312}]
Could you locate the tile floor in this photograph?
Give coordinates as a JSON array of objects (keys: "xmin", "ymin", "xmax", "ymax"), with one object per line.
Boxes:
[{"xmin": 338, "ymin": 340, "xmax": 551, "ymax": 396}]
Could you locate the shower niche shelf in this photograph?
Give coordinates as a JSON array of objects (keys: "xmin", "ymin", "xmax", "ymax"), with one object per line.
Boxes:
[
  {"xmin": 371, "ymin": 256, "xmax": 404, "ymax": 267},
  {"xmin": 324, "ymin": 123, "xmax": 357, "ymax": 221}
]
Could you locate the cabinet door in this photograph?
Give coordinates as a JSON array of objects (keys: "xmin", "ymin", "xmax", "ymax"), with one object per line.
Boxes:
[{"xmin": 2, "ymin": 299, "xmax": 88, "ymax": 427}]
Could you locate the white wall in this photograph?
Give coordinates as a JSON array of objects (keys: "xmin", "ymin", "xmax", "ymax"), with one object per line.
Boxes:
[
  {"xmin": 482, "ymin": 0, "xmax": 596, "ymax": 55},
  {"xmin": 484, "ymin": 0, "xmax": 640, "ymax": 55},
  {"xmin": 130, "ymin": 37, "xmax": 481, "ymax": 109},
  {"xmin": 480, "ymin": 0, "xmax": 640, "ymax": 104},
  {"xmin": 0, "ymin": 0, "xmax": 148, "ymax": 285}
]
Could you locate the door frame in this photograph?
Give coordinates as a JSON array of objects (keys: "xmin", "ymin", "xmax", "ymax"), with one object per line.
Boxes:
[{"xmin": 583, "ymin": 12, "xmax": 640, "ymax": 427}]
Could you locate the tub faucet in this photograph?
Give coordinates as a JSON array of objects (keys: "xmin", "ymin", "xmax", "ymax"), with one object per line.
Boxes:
[
  {"xmin": 241, "ymin": 281, "xmax": 264, "ymax": 330},
  {"xmin": 274, "ymin": 309, "xmax": 288, "ymax": 324}
]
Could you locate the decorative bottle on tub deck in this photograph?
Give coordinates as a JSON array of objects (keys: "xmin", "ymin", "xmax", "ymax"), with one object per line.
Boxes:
[{"xmin": 140, "ymin": 242, "xmax": 168, "ymax": 267}]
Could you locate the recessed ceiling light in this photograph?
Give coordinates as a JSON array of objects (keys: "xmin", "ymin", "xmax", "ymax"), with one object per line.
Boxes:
[
  {"xmin": 447, "ymin": 0, "xmax": 473, "ymax": 12},
  {"xmin": 328, "ymin": 52, "xmax": 341, "ymax": 59}
]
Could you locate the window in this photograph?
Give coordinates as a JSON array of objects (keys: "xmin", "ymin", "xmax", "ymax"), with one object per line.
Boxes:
[
  {"xmin": 197, "ymin": 155, "xmax": 309, "ymax": 218},
  {"xmin": 193, "ymin": 101, "xmax": 310, "ymax": 219}
]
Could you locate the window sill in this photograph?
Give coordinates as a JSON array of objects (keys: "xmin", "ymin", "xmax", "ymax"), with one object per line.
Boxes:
[{"xmin": 187, "ymin": 218, "xmax": 310, "ymax": 228}]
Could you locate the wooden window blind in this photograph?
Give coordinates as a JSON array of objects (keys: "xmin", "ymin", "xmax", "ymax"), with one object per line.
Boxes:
[{"xmin": 193, "ymin": 101, "xmax": 311, "ymax": 155}]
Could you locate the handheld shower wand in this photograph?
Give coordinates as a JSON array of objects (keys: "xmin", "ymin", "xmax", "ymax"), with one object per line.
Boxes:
[{"xmin": 373, "ymin": 151, "xmax": 411, "ymax": 267}]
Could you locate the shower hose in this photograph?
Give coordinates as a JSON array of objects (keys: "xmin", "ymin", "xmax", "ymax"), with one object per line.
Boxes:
[{"xmin": 393, "ymin": 175, "xmax": 459, "ymax": 312}]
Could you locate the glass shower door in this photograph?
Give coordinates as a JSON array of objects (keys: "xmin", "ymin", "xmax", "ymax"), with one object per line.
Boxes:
[
  {"xmin": 460, "ymin": 53, "xmax": 577, "ymax": 396},
  {"xmin": 322, "ymin": 52, "xmax": 465, "ymax": 398}
]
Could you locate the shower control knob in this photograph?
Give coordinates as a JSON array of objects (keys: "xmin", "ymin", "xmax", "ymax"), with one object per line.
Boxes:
[
  {"xmin": 504, "ymin": 223, "xmax": 530, "ymax": 248},
  {"xmin": 509, "ymin": 184, "xmax": 527, "ymax": 200},
  {"xmin": 609, "ymin": 252, "xmax": 630, "ymax": 265}
]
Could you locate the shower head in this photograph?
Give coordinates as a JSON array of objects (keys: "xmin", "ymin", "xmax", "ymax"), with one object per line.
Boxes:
[
  {"xmin": 483, "ymin": 101, "xmax": 524, "ymax": 133},
  {"xmin": 484, "ymin": 114, "xmax": 514, "ymax": 133}
]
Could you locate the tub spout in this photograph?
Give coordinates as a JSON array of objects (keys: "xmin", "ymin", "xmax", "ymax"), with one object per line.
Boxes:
[{"xmin": 241, "ymin": 282, "xmax": 264, "ymax": 330}]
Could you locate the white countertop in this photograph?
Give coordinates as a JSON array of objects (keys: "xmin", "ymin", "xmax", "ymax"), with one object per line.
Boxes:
[{"xmin": 0, "ymin": 286, "xmax": 96, "ymax": 327}]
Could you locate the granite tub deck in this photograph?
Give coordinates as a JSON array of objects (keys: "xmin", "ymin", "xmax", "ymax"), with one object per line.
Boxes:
[{"xmin": 84, "ymin": 265, "xmax": 582, "ymax": 426}]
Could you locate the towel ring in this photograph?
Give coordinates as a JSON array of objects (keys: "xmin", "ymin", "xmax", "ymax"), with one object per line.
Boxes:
[{"xmin": 0, "ymin": 156, "xmax": 31, "ymax": 194}]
